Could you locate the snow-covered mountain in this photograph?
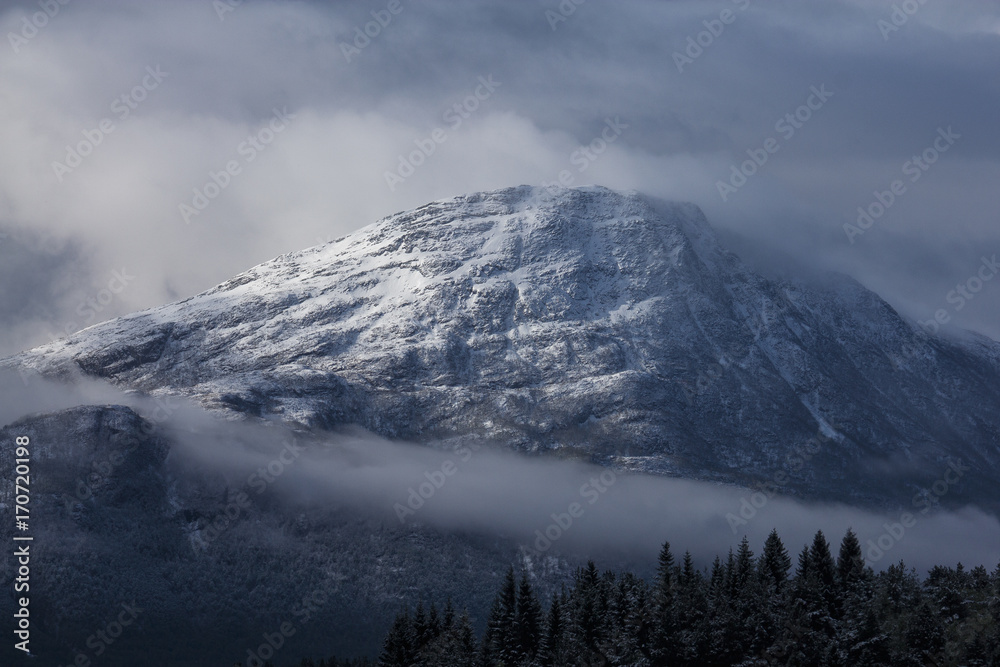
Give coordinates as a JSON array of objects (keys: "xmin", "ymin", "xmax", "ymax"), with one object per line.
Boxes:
[
  {"xmin": 4, "ymin": 185, "xmax": 1000, "ymax": 663},
  {"xmin": 6, "ymin": 185, "xmax": 1000, "ymax": 508}
]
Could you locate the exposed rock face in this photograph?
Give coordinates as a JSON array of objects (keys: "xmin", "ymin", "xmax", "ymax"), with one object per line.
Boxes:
[
  {"xmin": 3, "ymin": 185, "xmax": 1000, "ymax": 663},
  {"xmin": 5, "ymin": 185, "xmax": 1000, "ymax": 507}
]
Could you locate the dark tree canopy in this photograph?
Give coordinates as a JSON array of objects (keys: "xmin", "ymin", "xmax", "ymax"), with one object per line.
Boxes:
[{"xmin": 257, "ymin": 528, "xmax": 1000, "ymax": 667}]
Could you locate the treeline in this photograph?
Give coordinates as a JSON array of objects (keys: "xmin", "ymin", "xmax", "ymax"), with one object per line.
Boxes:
[
  {"xmin": 237, "ymin": 660, "xmax": 375, "ymax": 667},
  {"xmin": 377, "ymin": 528, "xmax": 999, "ymax": 667},
  {"xmin": 232, "ymin": 527, "xmax": 999, "ymax": 666}
]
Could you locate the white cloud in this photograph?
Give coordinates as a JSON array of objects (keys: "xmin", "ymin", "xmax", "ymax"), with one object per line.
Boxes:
[{"xmin": 0, "ymin": 0, "xmax": 999, "ymax": 357}]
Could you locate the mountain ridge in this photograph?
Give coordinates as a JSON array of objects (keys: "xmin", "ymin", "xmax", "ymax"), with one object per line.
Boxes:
[{"xmin": 4, "ymin": 184, "xmax": 1000, "ymax": 509}]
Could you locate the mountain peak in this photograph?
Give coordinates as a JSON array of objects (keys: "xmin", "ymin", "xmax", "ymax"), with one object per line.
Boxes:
[
  {"xmin": 5, "ymin": 186, "xmax": 1000, "ymax": 510},
  {"xmin": 317, "ymin": 184, "xmax": 708, "ymax": 261}
]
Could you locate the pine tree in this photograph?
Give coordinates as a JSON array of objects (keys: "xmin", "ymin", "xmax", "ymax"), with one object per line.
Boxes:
[
  {"xmin": 652, "ymin": 541, "xmax": 677, "ymax": 663},
  {"xmin": 903, "ymin": 598, "xmax": 944, "ymax": 665},
  {"xmin": 760, "ymin": 528, "xmax": 792, "ymax": 593},
  {"xmin": 680, "ymin": 550, "xmax": 698, "ymax": 588},
  {"xmin": 704, "ymin": 554, "xmax": 728, "ymax": 663},
  {"xmin": 708, "ymin": 555, "xmax": 724, "ymax": 595},
  {"xmin": 795, "ymin": 544, "xmax": 810, "ymax": 581},
  {"xmin": 835, "ymin": 528, "xmax": 876, "ymax": 664},
  {"xmin": 480, "ymin": 596, "xmax": 502, "ymax": 667},
  {"xmin": 723, "ymin": 547, "xmax": 737, "ymax": 600},
  {"xmin": 836, "ymin": 528, "xmax": 865, "ymax": 593},
  {"xmin": 412, "ymin": 601, "xmax": 431, "ymax": 653},
  {"xmin": 733, "ymin": 536, "xmax": 773, "ymax": 661},
  {"xmin": 422, "ymin": 607, "xmax": 478, "ymax": 667},
  {"xmin": 483, "ymin": 567, "xmax": 519, "ymax": 665},
  {"xmin": 540, "ymin": 592, "xmax": 563, "ymax": 667},
  {"xmin": 623, "ymin": 579, "xmax": 652, "ymax": 666},
  {"xmin": 875, "ymin": 561, "xmax": 920, "ymax": 619},
  {"xmin": 676, "ymin": 550, "xmax": 708, "ymax": 662},
  {"xmin": 442, "ymin": 598, "xmax": 455, "ymax": 631},
  {"xmin": 810, "ymin": 530, "xmax": 839, "ymax": 619},
  {"xmin": 376, "ymin": 534, "xmax": 996, "ymax": 667},
  {"xmin": 845, "ymin": 605, "xmax": 890, "ymax": 665},
  {"xmin": 567, "ymin": 561, "xmax": 607, "ymax": 664},
  {"xmin": 777, "ymin": 543, "xmax": 828, "ymax": 665},
  {"xmin": 516, "ymin": 571, "xmax": 542, "ymax": 663},
  {"xmin": 926, "ymin": 564, "xmax": 968, "ymax": 623},
  {"xmin": 428, "ymin": 602, "xmax": 442, "ymax": 642},
  {"xmin": 454, "ymin": 611, "xmax": 478, "ymax": 666},
  {"xmin": 733, "ymin": 536, "xmax": 755, "ymax": 590},
  {"xmin": 989, "ymin": 562, "xmax": 1000, "ymax": 666},
  {"xmin": 656, "ymin": 541, "xmax": 675, "ymax": 603},
  {"xmin": 704, "ymin": 549, "xmax": 743, "ymax": 665},
  {"xmin": 379, "ymin": 608, "xmax": 416, "ymax": 667}
]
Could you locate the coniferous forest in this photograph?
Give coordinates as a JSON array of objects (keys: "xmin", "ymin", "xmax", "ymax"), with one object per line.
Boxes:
[{"xmin": 236, "ymin": 528, "xmax": 1000, "ymax": 667}]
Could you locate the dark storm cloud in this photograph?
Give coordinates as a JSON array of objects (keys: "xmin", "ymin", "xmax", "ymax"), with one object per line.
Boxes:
[
  {"xmin": 0, "ymin": 226, "xmax": 92, "ymax": 356},
  {"xmin": 1, "ymin": 0, "xmax": 998, "ymax": 636},
  {"xmin": 0, "ymin": 0, "xmax": 998, "ymax": 339}
]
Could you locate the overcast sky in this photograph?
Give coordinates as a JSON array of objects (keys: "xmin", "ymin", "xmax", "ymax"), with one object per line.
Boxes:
[{"xmin": 1, "ymin": 0, "xmax": 998, "ymax": 357}]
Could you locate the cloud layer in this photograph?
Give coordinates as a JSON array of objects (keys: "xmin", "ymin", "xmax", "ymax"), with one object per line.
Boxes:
[
  {"xmin": 2, "ymin": 368, "xmax": 997, "ymax": 575},
  {"xmin": 167, "ymin": 414, "xmax": 1000, "ymax": 575},
  {"xmin": 1, "ymin": 0, "xmax": 999, "ymax": 357}
]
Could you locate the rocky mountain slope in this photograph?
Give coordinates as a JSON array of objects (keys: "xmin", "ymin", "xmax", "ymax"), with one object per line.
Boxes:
[
  {"xmin": 6, "ymin": 185, "xmax": 1000, "ymax": 507},
  {"xmin": 3, "ymin": 185, "xmax": 1000, "ymax": 664}
]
